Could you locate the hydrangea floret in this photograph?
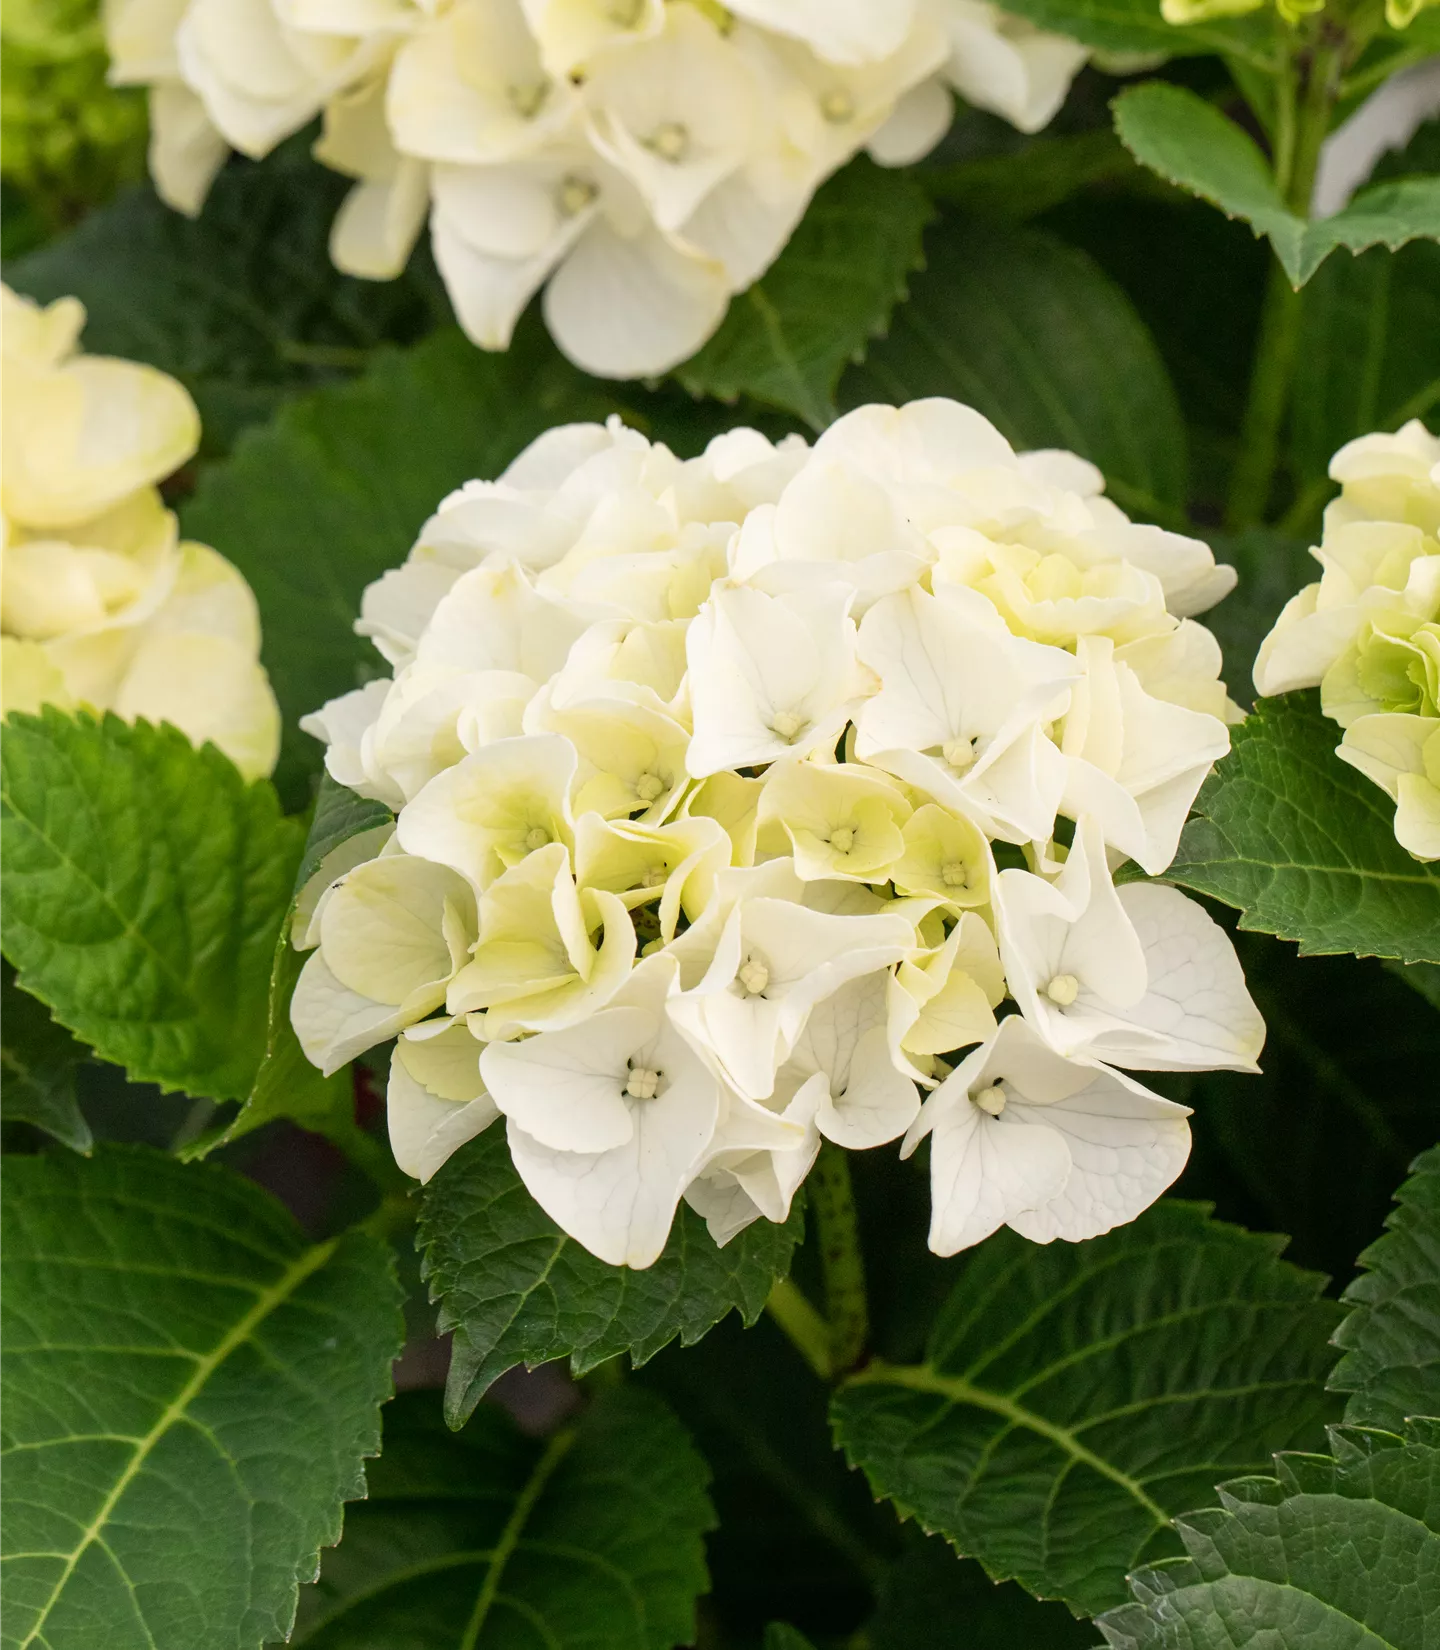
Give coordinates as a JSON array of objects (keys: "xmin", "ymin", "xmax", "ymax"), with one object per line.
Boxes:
[
  {"xmin": 0, "ymin": 284, "xmax": 281, "ymax": 779},
  {"xmin": 103, "ymin": 0, "xmax": 1088, "ymax": 377},
  {"xmin": 294, "ymin": 397, "xmax": 1265, "ymax": 1268},
  {"xmin": 1255, "ymin": 418, "xmax": 1440, "ymax": 862}
]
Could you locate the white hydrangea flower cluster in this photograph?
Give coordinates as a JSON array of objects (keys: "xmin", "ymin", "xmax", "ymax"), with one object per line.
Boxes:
[
  {"xmin": 294, "ymin": 398, "xmax": 1264, "ymax": 1268},
  {"xmin": 0, "ymin": 286, "xmax": 281, "ymax": 780},
  {"xmin": 1255, "ymin": 420, "xmax": 1440, "ymax": 863},
  {"xmin": 104, "ymin": 0, "xmax": 1088, "ymax": 378}
]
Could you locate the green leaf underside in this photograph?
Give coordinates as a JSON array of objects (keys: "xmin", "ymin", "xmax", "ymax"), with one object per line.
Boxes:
[
  {"xmin": 840, "ymin": 216, "xmax": 1188, "ymax": 517},
  {"xmin": 977, "ymin": 0, "xmax": 1270, "ymax": 57},
  {"xmin": 0, "ymin": 965, "xmax": 91, "ymax": 1152},
  {"xmin": 0, "ymin": 710, "xmax": 303, "ymax": 1101},
  {"xmin": 1163, "ymin": 693, "xmax": 1440, "ymax": 965},
  {"xmin": 678, "ymin": 155, "xmax": 932, "ymax": 429},
  {"xmin": 287, "ymin": 1387, "xmax": 713, "ymax": 1649},
  {"xmin": 1329, "ymin": 1146, "xmax": 1440, "ymax": 1432},
  {"xmin": 1096, "ymin": 1419, "xmax": 1440, "ymax": 1648},
  {"xmin": 4, "ymin": 143, "xmax": 443, "ymax": 455},
  {"xmin": 418, "ymin": 1127, "xmax": 802, "ymax": 1426},
  {"xmin": 0, "ymin": 1145, "xmax": 404, "ymax": 1650},
  {"xmin": 1113, "ymin": 83, "xmax": 1440, "ymax": 287},
  {"xmin": 829, "ymin": 1202, "xmax": 1342, "ymax": 1617},
  {"xmin": 180, "ymin": 322, "xmax": 621, "ymax": 807}
]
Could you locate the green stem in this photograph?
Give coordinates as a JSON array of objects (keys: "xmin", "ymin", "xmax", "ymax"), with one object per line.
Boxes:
[
  {"xmin": 809, "ymin": 1143, "xmax": 869, "ymax": 1373},
  {"xmin": 1225, "ymin": 32, "xmax": 1344, "ymax": 531},
  {"xmin": 765, "ymin": 1277, "xmax": 834, "ymax": 1381}
]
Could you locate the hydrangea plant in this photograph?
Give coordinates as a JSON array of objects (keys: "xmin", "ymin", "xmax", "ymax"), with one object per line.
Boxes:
[{"xmin": 2, "ymin": 0, "xmax": 1438, "ymax": 1647}]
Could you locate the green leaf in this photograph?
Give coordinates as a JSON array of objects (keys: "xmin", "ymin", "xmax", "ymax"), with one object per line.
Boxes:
[
  {"xmin": 0, "ymin": 1144, "xmax": 404, "ymax": 1650},
  {"xmin": 418, "ymin": 1126, "xmax": 802, "ymax": 1425},
  {"xmin": 212, "ymin": 776, "xmax": 397, "ymax": 1171},
  {"xmin": 1, "ymin": 962, "xmax": 91, "ymax": 1152},
  {"xmin": 977, "ymin": 0, "xmax": 1270, "ymax": 58},
  {"xmin": 1390, "ymin": 958, "xmax": 1440, "ymax": 1010},
  {"xmin": 4, "ymin": 142, "xmax": 445, "ymax": 455},
  {"xmin": 1113, "ymin": 83, "xmax": 1440, "ymax": 287},
  {"xmin": 830, "ymin": 1201, "xmax": 1342, "ymax": 1616},
  {"xmin": 0, "ymin": 710, "xmax": 304, "ymax": 1102},
  {"xmin": 287, "ymin": 1386, "xmax": 713, "ymax": 1649},
  {"xmin": 865, "ymin": 1538, "xmax": 1093, "ymax": 1648},
  {"xmin": 922, "ymin": 129, "xmax": 1149, "ymax": 225},
  {"xmin": 1329, "ymin": 1146, "xmax": 1440, "ymax": 1432},
  {"xmin": 1162, "ymin": 692, "xmax": 1440, "ymax": 965},
  {"xmin": 678, "ymin": 155, "xmax": 932, "ymax": 430},
  {"xmin": 180, "ymin": 322, "xmax": 620, "ymax": 808},
  {"xmin": 763, "ymin": 1626, "xmax": 818, "ymax": 1650},
  {"xmin": 1095, "ymin": 1419, "xmax": 1440, "ymax": 1649},
  {"xmin": 840, "ymin": 215, "xmax": 1188, "ymax": 519}
]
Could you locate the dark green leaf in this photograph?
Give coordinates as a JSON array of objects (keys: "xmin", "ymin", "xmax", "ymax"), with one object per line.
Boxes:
[
  {"xmin": 1096, "ymin": 1419, "xmax": 1440, "ymax": 1648},
  {"xmin": 1205, "ymin": 529, "xmax": 1314, "ymax": 702},
  {"xmin": 922, "ymin": 129, "xmax": 1147, "ymax": 224},
  {"xmin": 830, "ymin": 1201, "xmax": 1341, "ymax": 1616},
  {"xmin": 763, "ymin": 1626, "xmax": 818, "ymax": 1650},
  {"xmin": 294, "ymin": 774, "xmax": 394, "ymax": 897},
  {"xmin": 180, "ymin": 322, "xmax": 620, "ymax": 807},
  {"xmin": 1, "ymin": 961, "xmax": 91, "ymax": 1151},
  {"xmin": 865, "ymin": 1537, "xmax": 1093, "ymax": 1648},
  {"xmin": 1329, "ymin": 1145, "xmax": 1440, "ymax": 1431},
  {"xmin": 418, "ymin": 1126, "xmax": 802, "ymax": 1425},
  {"xmin": 0, "ymin": 1144, "xmax": 404, "ymax": 1650},
  {"xmin": 1163, "ymin": 692, "xmax": 1440, "ymax": 964},
  {"xmin": 0, "ymin": 710, "xmax": 303, "ymax": 1101},
  {"xmin": 678, "ymin": 155, "xmax": 932, "ymax": 430},
  {"xmin": 979, "ymin": 0, "xmax": 1271, "ymax": 58},
  {"xmin": 287, "ymin": 1386, "xmax": 713, "ymax": 1649},
  {"xmin": 1114, "ymin": 83, "xmax": 1440, "ymax": 286},
  {"xmin": 840, "ymin": 215, "xmax": 1188, "ymax": 518},
  {"xmin": 5, "ymin": 144, "xmax": 445, "ymax": 454}
]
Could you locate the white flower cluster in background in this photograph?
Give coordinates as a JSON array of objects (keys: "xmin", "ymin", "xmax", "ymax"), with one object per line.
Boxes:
[
  {"xmin": 294, "ymin": 397, "xmax": 1264, "ymax": 1268},
  {"xmin": 104, "ymin": 0, "xmax": 1088, "ymax": 377},
  {"xmin": 0, "ymin": 286, "xmax": 280, "ymax": 780},
  {"xmin": 1255, "ymin": 419, "xmax": 1440, "ymax": 862}
]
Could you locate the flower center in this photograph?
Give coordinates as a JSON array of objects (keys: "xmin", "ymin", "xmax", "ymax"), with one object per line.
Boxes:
[
  {"xmin": 941, "ymin": 860, "xmax": 968, "ymax": 888},
  {"xmin": 642, "ymin": 865, "xmax": 668, "ymax": 889},
  {"xmin": 508, "ymin": 79, "xmax": 551, "ymax": 120},
  {"xmin": 635, "ymin": 771, "xmax": 665, "ymax": 803},
  {"xmin": 557, "ymin": 174, "xmax": 598, "ymax": 216},
  {"xmin": 942, "ymin": 737, "xmax": 977, "ymax": 772},
  {"xmin": 524, "ymin": 826, "xmax": 552, "ymax": 852},
  {"xmin": 973, "ymin": 1081, "xmax": 1007, "ymax": 1117},
  {"xmin": 625, "ymin": 1063, "xmax": 662, "ymax": 1100},
  {"xmin": 1045, "ymin": 973, "xmax": 1079, "ymax": 1007},
  {"xmin": 770, "ymin": 709, "xmax": 804, "ymax": 741},
  {"xmin": 738, "ymin": 956, "xmax": 770, "ymax": 996},
  {"xmin": 819, "ymin": 87, "xmax": 855, "ymax": 124},
  {"xmin": 830, "ymin": 826, "xmax": 855, "ymax": 854},
  {"xmin": 647, "ymin": 121, "xmax": 689, "ymax": 163}
]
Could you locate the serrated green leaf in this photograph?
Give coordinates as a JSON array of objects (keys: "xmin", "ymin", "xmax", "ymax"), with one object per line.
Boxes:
[
  {"xmin": 0, "ymin": 1144, "xmax": 404, "ymax": 1650},
  {"xmin": 1, "ymin": 962, "xmax": 91, "ymax": 1152},
  {"xmin": 418, "ymin": 1126, "xmax": 802, "ymax": 1425},
  {"xmin": 922, "ymin": 129, "xmax": 1148, "ymax": 224},
  {"xmin": 4, "ymin": 142, "xmax": 445, "ymax": 454},
  {"xmin": 976, "ymin": 0, "xmax": 1270, "ymax": 57},
  {"xmin": 1329, "ymin": 1146, "xmax": 1440, "ymax": 1432},
  {"xmin": 1095, "ymin": 1419, "xmax": 1440, "ymax": 1648},
  {"xmin": 179, "ymin": 323, "xmax": 621, "ymax": 807},
  {"xmin": 840, "ymin": 215, "xmax": 1188, "ymax": 519},
  {"xmin": 1162, "ymin": 692, "xmax": 1440, "ymax": 964},
  {"xmin": 865, "ymin": 1539, "xmax": 1093, "ymax": 1648},
  {"xmin": 830, "ymin": 1201, "xmax": 1342, "ymax": 1616},
  {"xmin": 0, "ymin": 710, "xmax": 304, "ymax": 1102},
  {"xmin": 286, "ymin": 1386, "xmax": 713, "ymax": 1649},
  {"xmin": 678, "ymin": 155, "xmax": 932, "ymax": 430},
  {"xmin": 1114, "ymin": 83, "xmax": 1440, "ymax": 287}
]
